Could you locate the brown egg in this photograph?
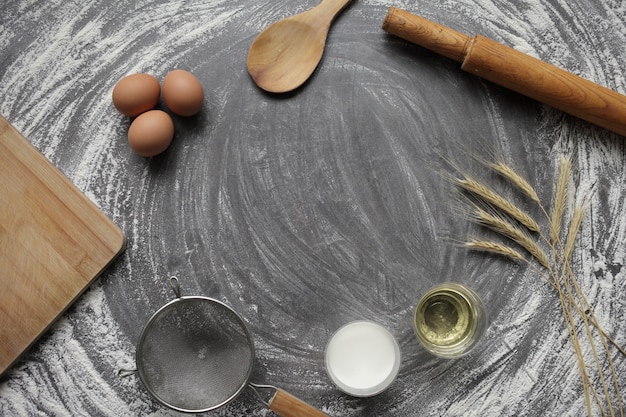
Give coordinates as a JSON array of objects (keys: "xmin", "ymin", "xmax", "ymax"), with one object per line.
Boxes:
[
  {"xmin": 127, "ymin": 110, "xmax": 174, "ymax": 157},
  {"xmin": 161, "ymin": 69, "xmax": 204, "ymax": 116},
  {"xmin": 112, "ymin": 74, "xmax": 160, "ymax": 117}
]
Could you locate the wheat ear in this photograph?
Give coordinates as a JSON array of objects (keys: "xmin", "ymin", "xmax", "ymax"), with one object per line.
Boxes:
[
  {"xmin": 488, "ymin": 162, "xmax": 541, "ymax": 204},
  {"xmin": 464, "ymin": 239, "xmax": 526, "ymax": 262},
  {"xmin": 550, "ymin": 157, "xmax": 571, "ymax": 244},
  {"xmin": 472, "ymin": 208, "xmax": 550, "ymax": 269},
  {"xmin": 564, "ymin": 205, "xmax": 584, "ymax": 263},
  {"xmin": 456, "ymin": 176, "xmax": 541, "ymax": 233}
]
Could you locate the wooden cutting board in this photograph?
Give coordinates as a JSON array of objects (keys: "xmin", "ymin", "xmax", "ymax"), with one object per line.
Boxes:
[{"xmin": 0, "ymin": 116, "xmax": 126, "ymax": 377}]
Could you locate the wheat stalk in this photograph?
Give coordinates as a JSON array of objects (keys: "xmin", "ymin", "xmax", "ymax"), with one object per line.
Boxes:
[{"xmin": 455, "ymin": 155, "xmax": 624, "ymax": 417}]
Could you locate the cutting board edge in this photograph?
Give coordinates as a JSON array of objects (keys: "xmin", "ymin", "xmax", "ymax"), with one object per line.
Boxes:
[{"xmin": 0, "ymin": 234, "xmax": 126, "ymax": 379}]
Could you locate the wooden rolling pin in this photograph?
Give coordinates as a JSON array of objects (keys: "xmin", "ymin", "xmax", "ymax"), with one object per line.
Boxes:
[{"xmin": 382, "ymin": 7, "xmax": 626, "ymax": 137}]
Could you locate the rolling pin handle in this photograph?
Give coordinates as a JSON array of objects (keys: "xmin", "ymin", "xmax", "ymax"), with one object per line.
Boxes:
[{"xmin": 382, "ymin": 6, "xmax": 471, "ymax": 62}]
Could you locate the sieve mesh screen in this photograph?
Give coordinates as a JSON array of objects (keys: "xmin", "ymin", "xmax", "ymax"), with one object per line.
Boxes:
[{"xmin": 136, "ymin": 297, "xmax": 255, "ymax": 412}]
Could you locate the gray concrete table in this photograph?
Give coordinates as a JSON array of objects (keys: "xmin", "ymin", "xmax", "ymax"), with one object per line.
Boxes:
[{"xmin": 1, "ymin": 0, "xmax": 625, "ymax": 415}]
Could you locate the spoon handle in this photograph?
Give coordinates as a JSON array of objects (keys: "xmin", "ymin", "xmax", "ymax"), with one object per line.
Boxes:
[{"xmin": 315, "ymin": 0, "xmax": 352, "ymax": 22}]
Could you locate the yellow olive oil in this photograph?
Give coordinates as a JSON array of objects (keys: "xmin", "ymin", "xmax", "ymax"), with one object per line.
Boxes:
[{"xmin": 414, "ymin": 283, "xmax": 486, "ymax": 358}]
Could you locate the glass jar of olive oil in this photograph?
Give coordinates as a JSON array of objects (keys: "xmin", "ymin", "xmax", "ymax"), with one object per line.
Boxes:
[{"xmin": 414, "ymin": 283, "xmax": 487, "ymax": 358}]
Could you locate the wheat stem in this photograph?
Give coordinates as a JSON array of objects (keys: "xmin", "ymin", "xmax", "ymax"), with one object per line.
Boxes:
[
  {"xmin": 562, "ymin": 265, "xmax": 615, "ymax": 416},
  {"xmin": 559, "ymin": 210, "xmax": 624, "ymax": 416},
  {"xmin": 552, "ymin": 267, "xmax": 596, "ymax": 415},
  {"xmin": 564, "ymin": 260, "xmax": 624, "ymax": 416}
]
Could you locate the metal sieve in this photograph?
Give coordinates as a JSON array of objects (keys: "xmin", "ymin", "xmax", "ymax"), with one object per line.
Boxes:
[{"xmin": 125, "ymin": 276, "xmax": 329, "ymax": 417}]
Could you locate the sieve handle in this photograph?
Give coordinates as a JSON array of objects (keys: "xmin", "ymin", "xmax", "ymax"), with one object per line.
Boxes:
[{"xmin": 269, "ymin": 389, "xmax": 330, "ymax": 417}]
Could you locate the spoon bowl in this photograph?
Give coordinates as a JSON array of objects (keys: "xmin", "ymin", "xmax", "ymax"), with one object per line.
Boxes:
[{"xmin": 247, "ymin": 0, "xmax": 352, "ymax": 93}]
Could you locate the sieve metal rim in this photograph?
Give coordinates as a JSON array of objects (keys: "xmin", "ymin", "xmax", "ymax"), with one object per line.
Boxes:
[{"xmin": 135, "ymin": 294, "xmax": 256, "ymax": 413}]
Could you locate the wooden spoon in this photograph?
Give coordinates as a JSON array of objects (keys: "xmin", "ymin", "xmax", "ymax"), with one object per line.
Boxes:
[{"xmin": 247, "ymin": 0, "xmax": 352, "ymax": 93}]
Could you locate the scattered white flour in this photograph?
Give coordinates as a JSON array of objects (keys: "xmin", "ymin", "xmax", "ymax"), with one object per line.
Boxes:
[{"xmin": 1, "ymin": 0, "xmax": 625, "ymax": 416}]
